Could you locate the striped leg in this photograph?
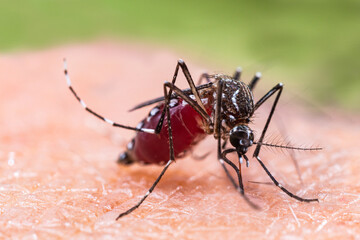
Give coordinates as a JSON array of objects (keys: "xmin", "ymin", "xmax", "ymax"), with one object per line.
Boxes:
[{"xmin": 64, "ymin": 59, "xmax": 155, "ymax": 134}]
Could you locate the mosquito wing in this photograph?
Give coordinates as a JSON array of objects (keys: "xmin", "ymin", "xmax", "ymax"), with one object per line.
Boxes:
[{"xmin": 129, "ymin": 83, "xmax": 214, "ymax": 112}]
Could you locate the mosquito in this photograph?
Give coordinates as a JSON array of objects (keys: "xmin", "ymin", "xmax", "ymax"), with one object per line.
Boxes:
[{"xmin": 63, "ymin": 59, "xmax": 321, "ymax": 220}]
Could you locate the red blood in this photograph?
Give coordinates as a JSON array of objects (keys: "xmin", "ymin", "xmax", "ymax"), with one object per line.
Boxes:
[{"xmin": 128, "ymin": 98, "xmax": 212, "ymax": 164}]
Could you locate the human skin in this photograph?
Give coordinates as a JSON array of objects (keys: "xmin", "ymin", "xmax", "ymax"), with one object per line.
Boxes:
[{"xmin": 0, "ymin": 42, "xmax": 359, "ymax": 239}]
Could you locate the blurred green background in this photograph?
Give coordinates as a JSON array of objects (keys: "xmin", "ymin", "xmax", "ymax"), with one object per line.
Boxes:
[{"xmin": 1, "ymin": 0, "xmax": 359, "ymax": 109}]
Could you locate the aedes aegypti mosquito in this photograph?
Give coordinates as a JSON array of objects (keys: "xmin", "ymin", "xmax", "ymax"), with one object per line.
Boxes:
[{"xmin": 64, "ymin": 59, "xmax": 321, "ymax": 220}]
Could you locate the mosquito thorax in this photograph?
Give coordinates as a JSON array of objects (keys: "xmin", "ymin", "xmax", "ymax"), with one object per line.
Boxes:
[
  {"xmin": 213, "ymin": 76, "xmax": 255, "ymax": 129},
  {"xmin": 229, "ymin": 125, "xmax": 254, "ymax": 155}
]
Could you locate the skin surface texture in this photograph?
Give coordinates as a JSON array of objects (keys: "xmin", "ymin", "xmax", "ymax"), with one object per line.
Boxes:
[{"xmin": 0, "ymin": 42, "xmax": 359, "ymax": 239}]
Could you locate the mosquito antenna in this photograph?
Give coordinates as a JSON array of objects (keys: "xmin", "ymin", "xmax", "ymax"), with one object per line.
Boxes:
[{"xmin": 254, "ymin": 141, "xmax": 322, "ymax": 151}]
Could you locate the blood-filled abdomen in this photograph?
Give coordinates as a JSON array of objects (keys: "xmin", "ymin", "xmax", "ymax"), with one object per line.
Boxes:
[{"xmin": 119, "ymin": 98, "xmax": 210, "ymax": 165}]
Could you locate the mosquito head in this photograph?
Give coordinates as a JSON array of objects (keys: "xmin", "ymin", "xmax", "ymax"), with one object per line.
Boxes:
[{"xmin": 229, "ymin": 125, "xmax": 254, "ymax": 155}]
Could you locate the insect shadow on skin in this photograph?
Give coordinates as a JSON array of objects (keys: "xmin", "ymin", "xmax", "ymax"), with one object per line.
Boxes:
[{"xmin": 63, "ymin": 58, "xmax": 321, "ymax": 220}]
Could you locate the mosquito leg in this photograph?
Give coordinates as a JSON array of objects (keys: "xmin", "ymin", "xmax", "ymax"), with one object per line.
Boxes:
[
  {"xmin": 115, "ymin": 159, "xmax": 173, "ymax": 220},
  {"xmin": 64, "ymin": 59, "xmax": 155, "ymax": 134},
  {"xmin": 197, "ymin": 72, "xmax": 211, "ymax": 85},
  {"xmin": 213, "ymin": 79, "xmax": 224, "ymax": 139},
  {"xmin": 116, "ymin": 81, "xmax": 178, "ymax": 220},
  {"xmin": 213, "ymin": 79, "xmax": 239, "ymax": 188},
  {"xmin": 248, "ymin": 72, "xmax": 262, "ymax": 91},
  {"xmin": 252, "ymin": 83, "xmax": 318, "ymax": 202},
  {"xmin": 163, "ymin": 83, "xmax": 176, "ymax": 161},
  {"xmin": 253, "ymin": 83, "xmax": 283, "ymax": 156},
  {"xmin": 233, "ymin": 67, "xmax": 242, "ymax": 81},
  {"xmin": 221, "ymin": 149, "xmax": 260, "ymax": 209},
  {"xmin": 255, "ymin": 156, "xmax": 318, "ymax": 202},
  {"xmin": 155, "ymin": 59, "xmax": 209, "ymax": 133},
  {"xmin": 217, "ymin": 138, "xmax": 238, "ymax": 189}
]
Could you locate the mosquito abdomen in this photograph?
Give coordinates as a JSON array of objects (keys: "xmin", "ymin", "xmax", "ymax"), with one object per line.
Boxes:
[{"xmin": 122, "ymin": 98, "xmax": 212, "ymax": 164}]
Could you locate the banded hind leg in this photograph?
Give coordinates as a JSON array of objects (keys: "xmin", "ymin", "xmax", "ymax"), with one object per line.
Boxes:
[{"xmin": 64, "ymin": 59, "xmax": 156, "ymax": 134}]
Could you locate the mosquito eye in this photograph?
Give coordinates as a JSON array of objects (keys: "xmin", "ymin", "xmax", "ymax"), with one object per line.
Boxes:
[{"xmin": 230, "ymin": 131, "xmax": 247, "ymax": 148}]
